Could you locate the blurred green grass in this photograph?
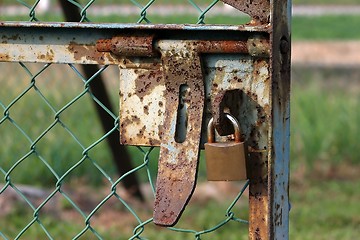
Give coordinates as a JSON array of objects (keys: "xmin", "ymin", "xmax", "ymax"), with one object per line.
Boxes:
[
  {"xmin": 290, "ymin": 180, "xmax": 360, "ymax": 240},
  {"xmin": 292, "ymin": 15, "xmax": 360, "ymax": 40},
  {"xmin": 291, "ymin": 67, "xmax": 360, "ymax": 168},
  {"xmin": 2, "ymin": 14, "xmax": 360, "ymax": 40}
]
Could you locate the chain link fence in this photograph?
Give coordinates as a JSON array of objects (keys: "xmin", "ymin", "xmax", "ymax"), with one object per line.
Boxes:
[{"xmin": 1, "ymin": 0, "xmax": 251, "ymax": 239}]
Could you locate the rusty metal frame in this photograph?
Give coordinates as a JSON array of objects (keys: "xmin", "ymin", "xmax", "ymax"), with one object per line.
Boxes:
[
  {"xmin": 0, "ymin": 0, "xmax": 291, "ymax": 237},
  {"xmin": 0, "ymin": 22, "xmax": 269, "ymax": 65},
  {"xmin": 268, "ymin": 1, "xmax": 291, "ymax": 239}
]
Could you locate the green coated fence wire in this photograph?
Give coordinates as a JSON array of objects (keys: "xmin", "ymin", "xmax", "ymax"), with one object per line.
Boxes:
[{"xmin": 0, "ymin": 0, "xmax": 250, "ymax": 239}]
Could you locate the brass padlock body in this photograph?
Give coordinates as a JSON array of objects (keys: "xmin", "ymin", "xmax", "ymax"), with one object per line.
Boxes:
[
  {"xmin": 205, "ymin": 142, "xmax": 247, "ymax": 181},
  {"xmin": 205, "ymin": 113, "xmax": 248, "ymax": 181}
]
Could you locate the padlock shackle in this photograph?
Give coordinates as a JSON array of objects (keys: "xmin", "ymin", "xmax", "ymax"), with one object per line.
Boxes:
[{"xmin": 207, "ymin": 113, "xmax": 241, "ymax": 143}]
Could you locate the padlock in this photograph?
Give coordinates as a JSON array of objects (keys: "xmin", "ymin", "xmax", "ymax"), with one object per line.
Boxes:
[{"xmin": 205, "ymin": 113, "xmax": 248, "ymax": 181}]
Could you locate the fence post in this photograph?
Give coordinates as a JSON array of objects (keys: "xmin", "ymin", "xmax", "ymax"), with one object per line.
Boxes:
[{"xmin": 248, "ymin": 0, "xmax": 291, "ymax": 239}]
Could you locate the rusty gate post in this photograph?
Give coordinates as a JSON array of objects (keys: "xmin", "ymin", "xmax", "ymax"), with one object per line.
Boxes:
[
  {"xmin": 269, "ymin": 0, "xmax": 291, "ymax": 239},
  {"xmin": 246, "ymin": 0, "xmax": 291, "ymax": 239}
]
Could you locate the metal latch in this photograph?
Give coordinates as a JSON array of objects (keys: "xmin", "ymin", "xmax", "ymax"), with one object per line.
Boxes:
[{"xmin": 97, "ymin": 35, "xmax": 270, "ymax": 226}]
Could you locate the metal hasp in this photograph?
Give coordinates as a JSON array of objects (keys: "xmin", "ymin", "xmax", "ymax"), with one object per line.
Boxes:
[
  {"xmin": 0, "ymin": 0, "xmax": 291, "ymax": 235},
  {"xmin": 152, "ymin": 40, "xmax": 205, "ymax": 226},
  {"xmin": 107, "ymin": 36, "xmax": 269, "ymax": 226},
  {"xmin": 103, "ymin": 36, "xmax": 268, "ymax": 226}
]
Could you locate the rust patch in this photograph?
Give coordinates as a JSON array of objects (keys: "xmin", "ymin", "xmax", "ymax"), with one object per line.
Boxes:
[
  {"xmin": 0, "ymin": 53, "xmax": 10, "ymax": 61},
  {"xmin": 143, "ymin": 105, "xmax": 149, "ymax": 115},
  {"xmin": 248, "ymin": 150, "xmax": 269, "ymax": 240},
  {"xmin": 2, "ymin": 34, "xmax": 20, "ymax": 41},
  {"xmin": 38, "ymin": 54, "xmax": 46, "ymax": 60},
  {"xmin": 194, "ymin": 40, "xmax": 248, "ymax": 54},
  {"xmin": 221, "ymin": 0, "xmax": 270, "ymax": 24},
  {"xmin": 96, "ymin": 38, "xmax": 112, "ymax": 52},
  {"xmin": 45, "ymin": 49, "xmax": 54, "ymax": 62},
  {"xmin": 67, "ymin": 41, "xmax": 112, "ymax": 64},
  {"xmin": 37, "ymin": 48, "xmax": 54, "ymax": 62},
  {"xmin": 134, "ymin": 68, "xmax": 163, "ymax": 99},
  {"xmin": 136, "ymin": 125, "xmax": 147, "ymax": 138},
  {"xmin": 97, "ymin": 35, "xmax": 156, "ymax": 57},
  {"xmin": 247, "ymin": 36, "xmax": 271, "ymax": 57},
  {"xmin": 120, "ymin": 115, "xmax": 141, "ymax": 144},
  {"xmin": 67, "ymin": 41, "xmax": 89, "ymax": 61}
]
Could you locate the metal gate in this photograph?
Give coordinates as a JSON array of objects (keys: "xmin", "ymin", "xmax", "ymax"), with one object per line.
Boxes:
[{"xmin": 0, "ymin": 0, "xmax": 291, "ymax": 239}]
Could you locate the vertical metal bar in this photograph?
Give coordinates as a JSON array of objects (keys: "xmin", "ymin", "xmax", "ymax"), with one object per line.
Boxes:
[
  {"xmin": 269, "ymin": 0, "xmax": 291, "ymax": 239},
  {"xmin": 248, "ymin": 0, "xmax": 291, "ymax": 239}
]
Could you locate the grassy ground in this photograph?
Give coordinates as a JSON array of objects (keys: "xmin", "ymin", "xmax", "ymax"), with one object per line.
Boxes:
[
  {"xmin": 1, "ymin": 193, "xmax": 249, "ymax": 239},
  {"xmin": 1, "ymin": 180, "xmax": 358, "ymax": 239},
  {"xmin": 290, "ymin": 180, "xmax": 360, "ymax": 240}
]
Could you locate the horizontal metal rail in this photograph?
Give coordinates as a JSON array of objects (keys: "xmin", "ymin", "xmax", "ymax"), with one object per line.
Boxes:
[{"xmin": 0, "ymin": 22, "xmax": 269, "ymax": 65}]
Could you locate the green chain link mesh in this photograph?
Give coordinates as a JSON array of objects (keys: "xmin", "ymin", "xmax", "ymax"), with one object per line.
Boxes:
[{"xmin": 0, "ymin": 1, "xmax": 250, "ymax": 239}]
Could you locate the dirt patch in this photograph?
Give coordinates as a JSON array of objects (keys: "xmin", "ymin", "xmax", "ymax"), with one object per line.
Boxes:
[{"xmin": 292, "ymin": 41, "xmax": 360, "ymax": 67}]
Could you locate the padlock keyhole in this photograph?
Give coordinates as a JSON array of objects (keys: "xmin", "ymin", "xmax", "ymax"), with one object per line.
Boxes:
[{"xmin": 174, "ymin": 84, "xmax": 189, "ymax": 143}]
